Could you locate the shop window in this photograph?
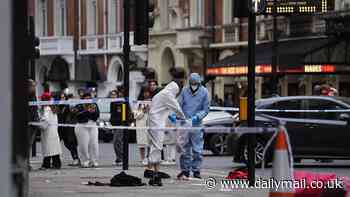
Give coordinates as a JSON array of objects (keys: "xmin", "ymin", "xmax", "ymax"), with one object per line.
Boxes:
[
  {"xmin": 87, "ymin": 0, "xmax": 98, "ymax": 35},
  {"xmin": 330, "ymin": 41, "xmax": 346, "ymax": 63},
  {"xmin": 38, "ymin": 0, "xmax": 48, "ymax": 36},
  {"xmin": 56, "ymin": 0, "xmax": 66, "ymax": 36},
  {"xmin": 190, "ymin": 0, "xmax": 204, "ymax": 27},
  {"xmin": 223, "ymin": 0, "xmax": 233, "ymax": 25},
  {"xmin": 108, "ymin": 0, "xmax": 118, "ymax": 34},
  {"xmin": 339, "ymin": 82, "xmax": 350, "ymax": 97}
]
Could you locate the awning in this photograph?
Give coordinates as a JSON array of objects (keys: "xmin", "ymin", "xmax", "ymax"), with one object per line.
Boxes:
[{"xmin": 207, "ymin": 37, "xmax": 345, "ymax": 76}]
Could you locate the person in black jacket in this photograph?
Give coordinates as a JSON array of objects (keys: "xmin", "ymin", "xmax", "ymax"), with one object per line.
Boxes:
[
  {"xmin": 74, "ymin": 90, "xmax": 100, "ymax": 168},
  {"xmin": 110, "ymin": 89, "xmax": 133, "ymax": 165},
  {"xmin": 57, "ymin": 92, "xmax": 79, "ymax": 166},
  {"xmin": 28, "ymin": 79, "xmax": 39, "ymax": 170}
]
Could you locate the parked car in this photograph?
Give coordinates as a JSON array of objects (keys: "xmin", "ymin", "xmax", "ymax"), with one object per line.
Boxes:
[
  {"xmin": 231, "ymin": 96, "xmax": 350, "ymax": 166},
  {"xmin": 202, "ymin": 111, "xmax": 235, "ymax": 155}
]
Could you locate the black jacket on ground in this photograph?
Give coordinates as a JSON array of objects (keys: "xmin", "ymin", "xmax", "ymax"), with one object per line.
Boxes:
[{"xmin": 75, "ymin": 103, "xmax": 100, "ymax": 123}]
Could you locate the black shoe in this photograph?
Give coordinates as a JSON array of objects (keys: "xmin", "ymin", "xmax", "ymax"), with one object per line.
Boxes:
[
  {"xmin": 193, "ymin": 171, "xmax": 202, "ymax": 179},
  {"xmin": 144, "ymin": 169, "xmax": 153, "ymax": 178},
  {"xmin": 158, "ymin": 171, "xmax": 171, "ymax": 179},
  {"xmin": 149, "ymin": 175, "xmax": 163, "ymax": 186}
]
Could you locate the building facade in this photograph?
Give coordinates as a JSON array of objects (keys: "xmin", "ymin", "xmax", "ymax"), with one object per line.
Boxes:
[
  {"xmin": 33, "ymin": 0, "xmax": 147, "ymax": 101},
  {"xmin": 32, "ymin": 0, "xmax": 350, "ymax": 104},
  {"xmin": 150, "ymin": 0, "xmax": 350, "ymax": 107}
]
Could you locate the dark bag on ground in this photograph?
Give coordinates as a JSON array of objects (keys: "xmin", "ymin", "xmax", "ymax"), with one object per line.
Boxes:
[{"xmin": 110, "ymin": 171, "xmax": 146, "ymax": 187}]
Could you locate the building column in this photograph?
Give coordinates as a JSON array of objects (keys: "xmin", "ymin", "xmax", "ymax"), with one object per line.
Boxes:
[
  {"xmin": 281, "ymin": 76, "xmax": 288, "ymax": 96},
  {"xmin": 306, "ymin": 76, "xmax": 313, "ymax": 96},
  {"xmin": 215, "ymin": 77, "xmax": 225, "ymax": 101},
  {"xmin": 255, "ymin": 77, "xmax": 263, "ymax": 99}
]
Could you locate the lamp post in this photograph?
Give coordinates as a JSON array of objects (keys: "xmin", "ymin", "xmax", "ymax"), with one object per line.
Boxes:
[{"xmin": 271, "ymin": 0, "xmax": 279, "ymax": 96}]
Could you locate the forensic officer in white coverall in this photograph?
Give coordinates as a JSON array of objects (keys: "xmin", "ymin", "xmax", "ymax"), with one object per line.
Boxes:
[{"xmin": 147, "ymin": 81, "xmax": 185, "ymax": 186}]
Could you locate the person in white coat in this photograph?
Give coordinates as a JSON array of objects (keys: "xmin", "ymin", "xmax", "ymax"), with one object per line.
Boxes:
[
  {"xmin": 39, "ymin": 93, "xmax": 62, "ymax": 169},
  {"xmin": 134, "ymin": 90, "xmax": 151, "ymax": 165},
  {"xmin": 147, "ymin": 81, "xmax": 186, "ymax": 186}
]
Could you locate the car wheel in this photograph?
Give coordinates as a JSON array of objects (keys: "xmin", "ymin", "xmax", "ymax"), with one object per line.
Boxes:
[
  {"xmin": 209, "ymin": 134, "xmax": 227, "ymax": 155},
  {"xmin": 242, "ymin": 137, "xmax": 269, "ymax": 167},
  {"xmin": 226, "ymin": 134, "xmax": 239, "ymax": 155}
]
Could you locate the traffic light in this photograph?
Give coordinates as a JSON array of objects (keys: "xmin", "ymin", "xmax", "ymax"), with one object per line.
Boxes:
[
  {"xmin": 134, "ymin": 0, "xmax": 155, "ymax": 45},
  {"xmin": 31, "ymin": 36, "xmax": 40, "ymax": 59}
]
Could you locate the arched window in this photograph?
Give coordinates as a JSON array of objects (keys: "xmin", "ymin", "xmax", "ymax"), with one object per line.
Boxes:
[
  {"xmin": 107, "ymin": 57, "xmax": 124, "ymax": 83},
  {"xmin": 48, "ymin": 56, "xmax": 70, "ymax": 81},
  {"xmin": 117, "ymin": 65, "xmax": 123, "ymax": 82}
]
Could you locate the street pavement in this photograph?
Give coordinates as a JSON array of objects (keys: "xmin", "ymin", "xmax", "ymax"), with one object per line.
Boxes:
[{"xmin": 29, "ymin": 142, "xmax": 350, "ymax": 197}]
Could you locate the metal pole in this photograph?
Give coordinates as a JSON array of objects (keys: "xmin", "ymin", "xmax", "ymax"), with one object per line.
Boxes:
[
  {"xmin": 28, "ymin": 16, "xmax": 37, "ymax": 157},
  {"xmin": 29, "ymin": 16, "xmax": 36, "ymax": 80},
  {"xmin": 271, "ymin": 0, "xmax": 279, "ymax": 95},
  {"xmin": 74, "ymin": 0, "xmax": 79, "ymax": 81},
  {"xmin": 247, "ymin": 0, "xmax": 256, "ymax": 185},
  {"xmin": 211, "ymin": 0, "xmax": 216, "ymax": 98},
  {"xmin": 13, "ymin": 0, "xmax": 29, "ymax": 196},
  {"xmin": 122, "ymin": 0, "xmax": 130, "ymax": 171}
]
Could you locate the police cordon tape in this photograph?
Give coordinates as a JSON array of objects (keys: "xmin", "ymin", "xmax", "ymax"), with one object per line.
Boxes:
[
  {"xmin": 29, "ymin": 98, "xmax": 350, "ymax": 113},
  {"xmin": 29, "ymin": 98, "xmax": 126, "ymax": 106},
  {"xmin": 28, "ymin": 121, "xmax": 277, "ymax": 134},
  {"xmin": 210, "ymin": 106, "xmax": 350, "ymax": 113}
]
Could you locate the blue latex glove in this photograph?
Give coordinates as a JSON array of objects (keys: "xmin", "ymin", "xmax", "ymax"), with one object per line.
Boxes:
[
  {"xmin": 191, "ymin": 115, "xmax": 200, "ymax": 126},
  {"xmin": 168, "ymin": 113, "xmax": 177, "ymax": 124}
]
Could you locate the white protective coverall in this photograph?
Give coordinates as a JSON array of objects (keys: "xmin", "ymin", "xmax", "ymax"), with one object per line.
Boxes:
[{"xmin": 147, "ymin": 81, "xmax": 185, "ymax": 164}]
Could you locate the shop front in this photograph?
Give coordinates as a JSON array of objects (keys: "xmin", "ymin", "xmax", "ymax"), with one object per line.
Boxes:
[{"xmin": 207, "ymin": 36, "xmax": 350, "ymax": 105}]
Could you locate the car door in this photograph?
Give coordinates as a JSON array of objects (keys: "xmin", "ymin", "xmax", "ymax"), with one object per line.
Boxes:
[
  {"xmin": 262, "ymin": 99, "xmax": 309, "ymax": 155},
  {"xmin": 303, "ymin": 99, "xmax": 350, "ymax": 156}
]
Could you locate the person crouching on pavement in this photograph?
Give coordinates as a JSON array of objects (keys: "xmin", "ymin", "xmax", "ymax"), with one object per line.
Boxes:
[
  {"xmin": 147, "ymin": 81, "xmax": 186, "ymax": 186},
  {"xmin": 39, "ymin": 92, "xmax": 62, "ymax": 170},
  {"xmin": 177, "ymin": 73, "xmax": 209, "ymax": 180},
  {"xmin": 74, "ymin": 90, "xmax": 100, "ymax": 168}
]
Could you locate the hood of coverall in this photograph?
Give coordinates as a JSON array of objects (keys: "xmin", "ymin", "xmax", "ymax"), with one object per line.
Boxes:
[
  {"xmin": 189, "ymin": 73, "xmax": 201, "ymax": 85},
  {"xmin": 162, "ymin": 81, "xmax": 180, "ymax": 98},
  {"xmin": 189, "ymin": 73, "xmax": 202, "ymax": 93}
]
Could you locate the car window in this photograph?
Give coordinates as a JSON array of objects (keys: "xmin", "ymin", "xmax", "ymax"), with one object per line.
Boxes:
[
  {"xmin": 264, "ymin": 99, "xmax": 303, "ymax": 118},
  {"xmin": 305, "ymin": 99, "xmax": 344, "ymax": 120}
]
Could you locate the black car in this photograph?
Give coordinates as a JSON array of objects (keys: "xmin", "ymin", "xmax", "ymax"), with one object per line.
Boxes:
[
  {"xmin": 202, "ymin": 111, "xmax": 235, "ymax": 155},
  {"xmin": 231, "ymin": 96, "xmax": 350, "ymax": 166}
]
